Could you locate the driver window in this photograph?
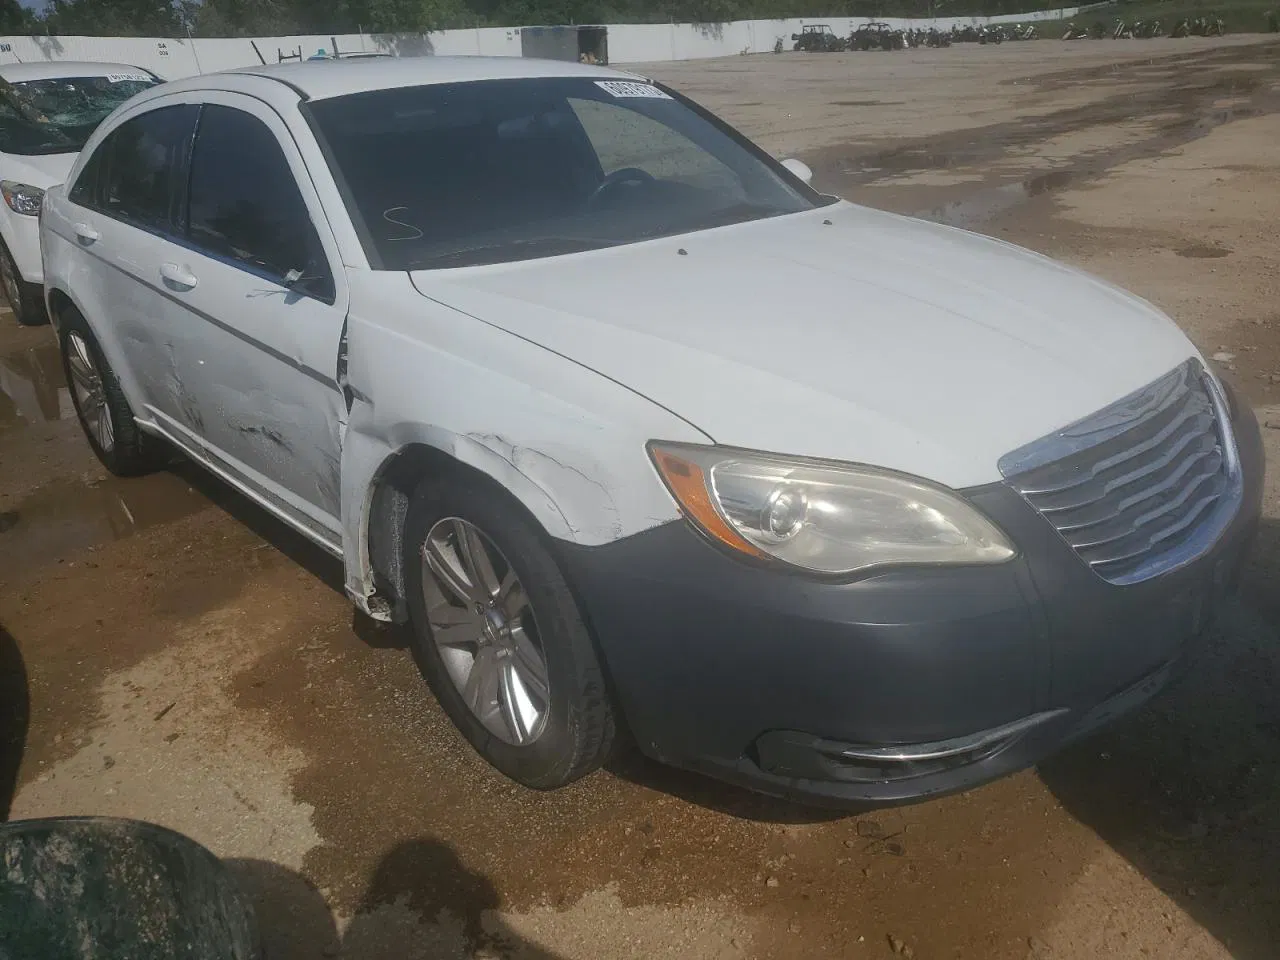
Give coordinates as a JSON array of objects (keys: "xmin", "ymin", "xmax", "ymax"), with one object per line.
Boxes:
[
  {"xmin": 185, "ymin": 104, "xmax": 334, "ymax": 302},
  {"xmin": 567, "ymin": 98, "xmax": 742, "ymax": 195}
]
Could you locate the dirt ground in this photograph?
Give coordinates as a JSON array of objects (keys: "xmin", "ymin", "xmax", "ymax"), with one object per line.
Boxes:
[{"xmin": 3, "ymin": 36, "xmax": 1280, "ymax": 960}]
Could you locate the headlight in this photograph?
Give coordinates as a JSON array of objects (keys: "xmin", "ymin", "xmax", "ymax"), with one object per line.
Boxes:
[
  {"xmin": 1, "ymin": 181, "xmax": 45, "ymax": 217},
  {"xmin": 649, "ymin": 443, "xmax": 1015, "ymax": 576}
]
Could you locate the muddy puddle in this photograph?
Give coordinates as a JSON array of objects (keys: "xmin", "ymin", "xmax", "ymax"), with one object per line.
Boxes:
[
  {"xmin": 808, "ymin": 44, "xmax": 1280, "ymax": 228},
  {"xmin": 0, "ymin": 342, "xmax": 72, "ymax": 430},
  {"xmin": 0, "ymin": 474, "xmax": 209, "ymax": 583}
]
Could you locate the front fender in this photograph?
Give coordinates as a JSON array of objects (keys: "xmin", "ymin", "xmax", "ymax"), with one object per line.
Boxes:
[{"xmin": 338, "ymin": 274, "xmax": 710, "ymax": 613}]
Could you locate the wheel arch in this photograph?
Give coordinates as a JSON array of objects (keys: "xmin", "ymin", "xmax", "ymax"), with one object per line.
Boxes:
[
  {"xmin": 46, "ymin": 285, "xmax": 77, "ymax": 334},
  {"xmin": 355, "ymin": 433, "xmax": 587, "ymax": 624}
]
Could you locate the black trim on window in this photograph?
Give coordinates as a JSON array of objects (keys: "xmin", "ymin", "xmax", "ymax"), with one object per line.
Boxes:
[
  {"xmin": 180, "ymin": 102, "xmax": 337, "ymax": 305},
  {"xmin": 69, "ymin": 98, "xmax": 339, "ymax": 308},
  {"xmin": 68, "ymin": 102, "xmax": 200, "ymax": 239}
]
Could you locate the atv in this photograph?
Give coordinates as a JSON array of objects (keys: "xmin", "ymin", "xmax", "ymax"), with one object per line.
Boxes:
[{"xmin": 792, "ymin": 24, "xmax": 848, "ymax": 52}]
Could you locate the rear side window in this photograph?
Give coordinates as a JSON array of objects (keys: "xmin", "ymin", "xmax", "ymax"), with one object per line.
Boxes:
[
  {"xmin": 85, "ymin": 104, "xmax": 197, "ymax": 232},
  {"xmin": 185, "ymin": 104, "xmax": 333, "ymax": 301}
]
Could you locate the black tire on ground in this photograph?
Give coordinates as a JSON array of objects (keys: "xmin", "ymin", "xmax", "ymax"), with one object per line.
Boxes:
[
  {"xmin": 403, "ymin": 474, "xmax": 616, "ymax": 789},
  {"xmin": 57, "ymin": 305, "xmax": 164, "ymax": 476},
  {"xmin": 1, "ymin": 240, "xmax": 47, "ymax": 326}
]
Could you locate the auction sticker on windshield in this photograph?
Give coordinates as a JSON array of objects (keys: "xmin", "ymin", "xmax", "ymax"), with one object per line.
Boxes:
[
  {"xmin": 105, "ymin": 73, "xmax": 151, "ymax": 83},
  {"xmin": 594, "ymin": 81, "xmax": 671, "ymax": 99}
]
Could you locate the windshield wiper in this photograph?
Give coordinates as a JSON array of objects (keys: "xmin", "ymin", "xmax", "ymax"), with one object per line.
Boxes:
[{"xmin": 412, "ymin": 236, "xmax": 617, "ymax": 269}]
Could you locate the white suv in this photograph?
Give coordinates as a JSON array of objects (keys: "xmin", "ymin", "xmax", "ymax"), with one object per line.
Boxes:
[
  {"xmin": 0, "ymin": 62, "xmax": 159, "ymax": 325},
  {"xmin": 40, "ymin": 58, "xmax": 1264, "ymax": 805}
]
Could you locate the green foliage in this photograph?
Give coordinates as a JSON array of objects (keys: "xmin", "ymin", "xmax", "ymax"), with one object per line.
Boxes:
[
  {"xmin": 0, "ymin": 0, "xmax": 36, "ymax": 33},
  {"xmin": 43, "ymin": 0, "xmax": 186, "ymax": 35},
  {"xmin": 1036, "ymin": 0, "xmax": 1274, "ymax": 34},
  {"xmin": 18, "ymin": 0, "xmax": 1264, "ymax": 35}
]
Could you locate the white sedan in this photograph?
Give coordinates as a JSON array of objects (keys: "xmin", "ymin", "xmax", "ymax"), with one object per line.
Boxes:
[
  {"xmin": 0, "ymin": 61, "xmax": 159, "ymax": 325},
  {"xmin": 40, "ymin": 58, "xmax": 1263, "ymax": 804}
]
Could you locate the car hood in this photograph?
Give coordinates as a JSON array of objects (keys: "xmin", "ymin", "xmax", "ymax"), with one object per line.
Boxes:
[
  {"xmin": 412, "ymin": 202, "xmax": 1198, "ymax": 488},
  {"xmin": 1, "ymin": 151, "xmax": 77, "ymax": 190}
]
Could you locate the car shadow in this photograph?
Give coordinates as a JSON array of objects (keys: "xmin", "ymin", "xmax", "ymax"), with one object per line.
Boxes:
[
  {"xmin": 162, "ymin": 456, "xmax": 412, "ymax": 653},
  {"xmin": 1040, "ymin": 515, "xmax": 1280, "ymax": 958},
  {"xmin": 165, "ymin": 455, "xmax": 347, "ymax": 596},
  {"xmin": 229, "ymin": 837, "xmax": 567, "ymax": 960},
  {"xmin": 165, "ymin": 453, "xmax": 843, "ymax": 822},
  {"xmin": 0, "ymin": 624, "xmax": 28, "ymax": 821},
  {"xmin": 605, "ymin": 746, "xmax": 846, "ymax": 824}
]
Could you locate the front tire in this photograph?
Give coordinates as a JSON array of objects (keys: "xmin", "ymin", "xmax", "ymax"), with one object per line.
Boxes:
[
  {"xmin": 58, "ymin": 306, "xmax": 163, "ymax": 476},
  {"xmin": 403, "ymin": 475, "xmax": 615, "ymax": 789},
  {"xmin": 1, "ymin": 240, "xmax": 47, "ymax": 326}
]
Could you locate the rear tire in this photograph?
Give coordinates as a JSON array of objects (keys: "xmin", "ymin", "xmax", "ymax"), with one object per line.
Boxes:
[
  {"xmin": 58, "ymin": 306, "xmax": 164, "ymax": 476},
  {"xmin": 1, "ymin": 240, "xmax": 47, "ymax": 326},
  {"xmin": 403, "ymin": 474, "xmax": 615, "ymax": 789}
]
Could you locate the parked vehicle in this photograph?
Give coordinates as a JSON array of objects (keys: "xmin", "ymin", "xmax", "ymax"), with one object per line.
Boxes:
[
  {"xmin": 1061, "ymin": 21, "xmax": 1090, "ymax": 39},
  {"xmin": 41, "ymin": 58, "xmax": 1264, "ymax": 806},
  {"xmin": 792, "ymin": 24, "xmax": 847, "ymax": 52},
  {"xmin": 1173, "ymin": 14, "xmax": 1225, "ymax": 36},
  {"xmin": 852, "ymin": 21, "xmax": 904, "ymax": 50},
  {"xmin": 0, "ymin": 62, "xmax": 160, "ymax": 325},
  {"xmin": 1010, "ymin": 23, "xmax": 1038, "ymax": 40},
  {"xmin": 1113, "ymin": 18, "xmax": 1135, "ymax": 38},
  {"xmin": 1133, "ymin": 18, "xmax": 1164, "ymax": 37},
  {"xmin": 925, "ymin": 26, "xmax": 953, "ymax": 46}
]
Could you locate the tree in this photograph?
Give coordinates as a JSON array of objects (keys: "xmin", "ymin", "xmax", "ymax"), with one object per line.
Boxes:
[
  {"xmin": 44, "ymin": 0, "xmax": 185, "ymax": 36},
  {"xmin": 0, "ymin": 0, "xmax": 36, "ymax": 33}
]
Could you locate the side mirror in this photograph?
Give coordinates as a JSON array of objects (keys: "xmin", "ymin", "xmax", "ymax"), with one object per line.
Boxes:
[{"xmin": 780, "ymin": 158, "xmax": 814, "ymax": 184}]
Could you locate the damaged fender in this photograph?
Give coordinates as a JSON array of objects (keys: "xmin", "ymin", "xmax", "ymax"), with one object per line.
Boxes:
[{"xmin": 338, "ymin": 272, "xmax": 710, "ymax": 617}]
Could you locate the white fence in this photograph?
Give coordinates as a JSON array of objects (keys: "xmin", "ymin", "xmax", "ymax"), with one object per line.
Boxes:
[{"xmin": 0, "ymin": 4, "xmax": 1112, "ymax": 75}]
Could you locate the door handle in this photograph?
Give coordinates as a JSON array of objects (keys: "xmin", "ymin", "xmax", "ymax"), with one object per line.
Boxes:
[
  {"xmin": 73, "ymin": 222, "xmax": 98, "ymax": 244},
  {"xmin": 160, "ymin": 262, "xmax": 198, "ymax": 291}
]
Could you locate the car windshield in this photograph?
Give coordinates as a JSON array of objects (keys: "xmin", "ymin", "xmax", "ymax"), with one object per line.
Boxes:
[
  {"xmin": 0, "ymin": 74, "xmax": 159, "ymax": 155},
  {"xmin": 308, "ymin": 77, "xmax": 825, "ymax": 270}
]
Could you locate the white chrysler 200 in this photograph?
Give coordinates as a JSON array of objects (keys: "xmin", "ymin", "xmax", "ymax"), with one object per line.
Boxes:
[{"xmin": 40, "ymin": 58, "xmax": 1263, "ymax": 805}]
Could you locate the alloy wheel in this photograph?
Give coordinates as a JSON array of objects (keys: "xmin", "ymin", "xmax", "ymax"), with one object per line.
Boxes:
[
  {"xmin": 66, "ymin": 331, "xmax": 114, "ymax": 453},
  {"xmin": 420, "ymin": 517, "xmax": 551, "ymax": 745}
]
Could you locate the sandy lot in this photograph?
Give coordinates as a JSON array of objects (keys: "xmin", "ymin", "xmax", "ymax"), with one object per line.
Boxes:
[{"xmin": 3, "ymin": 37, "xmax": 1280, "ymax": 960}]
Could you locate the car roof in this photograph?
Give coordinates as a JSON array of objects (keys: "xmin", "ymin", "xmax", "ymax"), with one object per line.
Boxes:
[
  {"xmin": 218, "ymin": 56, "xmax": 644, "ymax": 102},
  {"xmin": 0, "ymin": 61, "xmax": 154, "ymax": 83}
]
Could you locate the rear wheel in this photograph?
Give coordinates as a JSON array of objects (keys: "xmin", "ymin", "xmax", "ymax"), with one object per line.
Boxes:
[
  {"xmin": 1, "ymin": 240, "xmax": 46, "ymax": 326},
  {"xmin": 403, "ymin": 475, "xmax": 615, "ymax": 789},
  {"xmin": 59, "ymin": 307, "xmax": 163, "ymax": 476}
]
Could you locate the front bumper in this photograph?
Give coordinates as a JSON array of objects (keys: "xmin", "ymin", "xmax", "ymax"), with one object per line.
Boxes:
[
  {"xmin": 556, "ymin": 403, "xmax": 1264, "ymax": 807},
  {"xmin": 3, "ymin": 213, "xmax": 43, "ymax": 284}
]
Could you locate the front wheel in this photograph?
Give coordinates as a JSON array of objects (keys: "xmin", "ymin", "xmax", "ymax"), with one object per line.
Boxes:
[
  {"xmin": 403, "ymin": 475, "xmax": 616, "ymax": 789},
  {"xmin": 1, "ymin": 240, "xmax": 46, "ymax": 326}
]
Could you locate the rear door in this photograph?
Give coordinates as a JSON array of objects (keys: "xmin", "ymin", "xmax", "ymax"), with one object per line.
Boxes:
[{"xmin": 57, "ymin": 100, "xmax": 201, "ymax": 427}]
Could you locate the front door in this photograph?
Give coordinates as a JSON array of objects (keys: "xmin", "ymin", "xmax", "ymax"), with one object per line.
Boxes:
[{"xmin": 151, "ymin": 95, "xmax": 350, "ymax": 547}]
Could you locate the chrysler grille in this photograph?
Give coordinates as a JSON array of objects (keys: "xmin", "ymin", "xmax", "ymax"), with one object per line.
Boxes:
[{"xmin": 998, "ymin": 359, "xmax": 1240, "ymax": 585}]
